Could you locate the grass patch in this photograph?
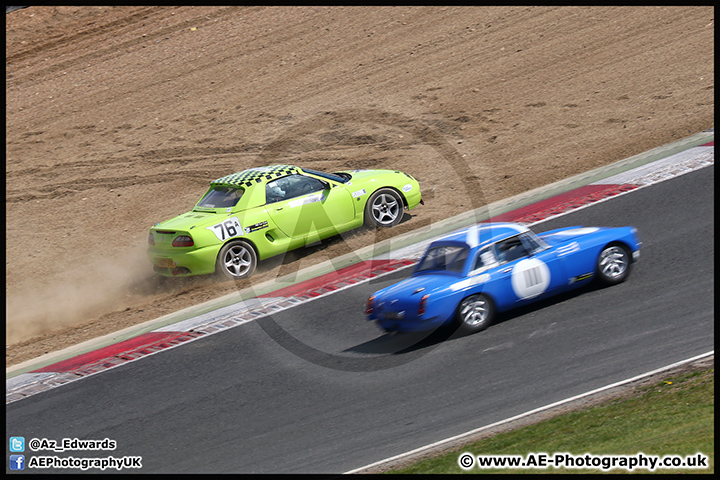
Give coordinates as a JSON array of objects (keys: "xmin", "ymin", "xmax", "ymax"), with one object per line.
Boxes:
[{"xmin": 388, "ymin": 366, "xmax": 713, "ymax": 474}]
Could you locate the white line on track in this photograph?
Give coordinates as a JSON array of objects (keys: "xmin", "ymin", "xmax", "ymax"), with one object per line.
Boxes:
[{"xmin": 344, "ymin": 351, "xmax": 715, "ymax": 474}]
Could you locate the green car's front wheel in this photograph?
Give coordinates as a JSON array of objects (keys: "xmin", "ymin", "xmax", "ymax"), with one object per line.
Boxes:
[
  {"xmin": 216, "ymin": 240, "xmax": 257, "ymax": 280},
  {"xmin": 365, "ymin": 188, "xmax": 403, "ymax": 228}
]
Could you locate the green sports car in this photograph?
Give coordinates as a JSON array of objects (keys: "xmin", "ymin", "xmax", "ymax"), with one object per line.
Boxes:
[{"xmin": 148, "ymin": 164, "xmax": 423, "ymax": 279}]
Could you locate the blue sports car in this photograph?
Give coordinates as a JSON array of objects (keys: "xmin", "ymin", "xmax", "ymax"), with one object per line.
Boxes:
[{"xmin": 366, "ymin": 222, "xmax": 641, "ymax": 334}]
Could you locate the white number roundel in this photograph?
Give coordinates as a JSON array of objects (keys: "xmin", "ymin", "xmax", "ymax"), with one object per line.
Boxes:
[{"xmin": 511, "ymin": 258, "xmax": 551, "ymax": 300}]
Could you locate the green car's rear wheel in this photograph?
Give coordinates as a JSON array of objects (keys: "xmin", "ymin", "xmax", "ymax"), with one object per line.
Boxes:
[
  {"xmin": 365, "ymin": 188, "xmax": 403, "ymax": 228},
  {"xmin": 216, "ymin": 240, "xmax": 257, "ymax": 280}
]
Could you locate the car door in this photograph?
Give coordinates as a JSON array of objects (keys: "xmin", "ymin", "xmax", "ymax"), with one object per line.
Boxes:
[
  {"xmin": 493, "ymin": 233, "xmax": 567, "ymax": 306},
  {"xmin": 265, "ymin": 174, "xmax": 329, "ymax": 239}
]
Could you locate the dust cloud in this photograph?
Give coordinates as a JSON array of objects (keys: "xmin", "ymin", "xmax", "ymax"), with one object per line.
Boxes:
[{"xmin": 5, "ymin": 242, "xmax": 153, "ymax": 346}]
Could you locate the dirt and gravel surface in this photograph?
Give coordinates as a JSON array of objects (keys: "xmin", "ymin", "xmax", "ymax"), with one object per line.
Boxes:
[{"xmin": 5, "ymin": 6, "xmax": 714, "ymax": 367}]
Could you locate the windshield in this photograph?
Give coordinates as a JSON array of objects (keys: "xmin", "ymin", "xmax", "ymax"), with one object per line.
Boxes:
[
  {"xmin": 302, "ymin": 168, "xmax": 350, "ymax": 184},
  {"xmin": 196, "ymin": 186, "xmax": 244, "ymax": 209},
  {"xmin": 416, "ymin": 245, "xmax": 469, "ymax": 274}
]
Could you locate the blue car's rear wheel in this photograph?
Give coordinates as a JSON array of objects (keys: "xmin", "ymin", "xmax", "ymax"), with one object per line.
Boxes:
[
  {"xmin": 456, "ymin": 294, "xmax": 494, "ymax": 333},
  {"xmin": 596, "ymin": 243, "xmax": 631, "ymax": 286},
  {"xmin": 216, "ymin": 240, "xmax": 257, "ymax": 280}
]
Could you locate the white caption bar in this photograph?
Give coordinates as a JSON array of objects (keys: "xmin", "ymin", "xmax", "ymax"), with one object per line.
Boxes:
[{"xmin": 458, "ymin": 451, "xmax": 708, "ymax": 471}]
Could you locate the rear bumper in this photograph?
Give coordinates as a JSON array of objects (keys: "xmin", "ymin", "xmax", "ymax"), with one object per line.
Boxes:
[
  {"xmin": 148, "ymin": 244, "xmax": 220, "ymax": 277},
  {"xmin": 371, "ymin": 315, "xmax": 447, "ymax": 333}
]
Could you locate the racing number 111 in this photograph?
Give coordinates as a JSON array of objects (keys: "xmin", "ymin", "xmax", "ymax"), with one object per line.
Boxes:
[{"xmin": 524, "ymin": 266, "xmax": 542, "ymax": 288}]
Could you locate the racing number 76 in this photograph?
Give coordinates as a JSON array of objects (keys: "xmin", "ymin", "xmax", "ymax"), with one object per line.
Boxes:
[{"xmin": 212, "ymin": 219, "xmax": 240, "ymax": 240}]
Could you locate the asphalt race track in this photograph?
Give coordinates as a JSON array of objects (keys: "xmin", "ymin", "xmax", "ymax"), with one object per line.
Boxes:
[{"xmin": 5, "ymin": 166, "xmax": 714, "ymax": 473}]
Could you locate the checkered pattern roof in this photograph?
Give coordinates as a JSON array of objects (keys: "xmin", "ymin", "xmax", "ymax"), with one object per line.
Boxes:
[{"xmin": 211, "ymin": 165, "xmax": 301, "ymax": 188}]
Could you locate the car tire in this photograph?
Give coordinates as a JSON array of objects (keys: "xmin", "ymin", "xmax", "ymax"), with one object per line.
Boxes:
[
  {"xmin": 596, "ymin": 243, "xmax": 631, "ymax": 286},
  {"xmin": 456, "ymin": 293, "xmax": 494, "ymax": 334},
  {"xmin": 365, "ymin": 188, "xmax": 403, "ymax": 228},
  {"xmin": 216, "ymin": 240, "xmax": 257, "ymax": 280}
]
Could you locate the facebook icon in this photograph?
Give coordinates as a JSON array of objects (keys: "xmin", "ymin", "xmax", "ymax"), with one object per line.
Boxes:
[{"xmin": 9, "ymin": 455, "xmax": 25, "ymax": 471}]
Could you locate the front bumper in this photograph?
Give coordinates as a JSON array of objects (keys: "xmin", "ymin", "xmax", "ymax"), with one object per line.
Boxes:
[{"xmin": 402, "ymin": 182, "xmax": 423, "ymax": 210}]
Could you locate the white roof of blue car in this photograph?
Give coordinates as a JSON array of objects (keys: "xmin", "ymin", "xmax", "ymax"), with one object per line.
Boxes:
[{"xmin": 432, "ymin": 222, "xmax": 529, "ymax": 249}]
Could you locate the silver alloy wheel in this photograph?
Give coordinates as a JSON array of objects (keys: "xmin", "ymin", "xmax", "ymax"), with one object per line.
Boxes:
[
  {"xmin": 371, "ymin": 192, "xmax": 400, "ymax": 225},
  {"xmin": 222, "ymin": 243, "xmax": 253, "ymax": 277},
  {"xmin": 460, "ymin": 296, "xmax": 490, "ymax": 327},
  {"xmin": 598, "ymin": 245, "xmax": 628, "ymax": 280}
]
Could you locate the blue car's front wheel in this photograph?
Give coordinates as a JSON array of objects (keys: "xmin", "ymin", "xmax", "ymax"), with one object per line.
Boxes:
[
  {"xmin": 596, "ymin": 243, "xmax": 631, "ymax": 286},
  {"xmin": 456, "ymin": 294, "xmax": 494, "ymax": 333}
]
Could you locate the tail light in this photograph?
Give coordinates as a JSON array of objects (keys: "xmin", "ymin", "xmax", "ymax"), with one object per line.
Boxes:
[
  {"xmin": 418, "ymin": 294, "xmax": 429, "ymax": 316},
  {"xmin": 365, "ymin": 295, "xmax": 375, "ymax": 315},
  {"xmin": 172, "ymin": 235, "xmax": 194, "ymax": 247},
  {"xmin": 148, "ymin": 232, "xmax": 155, "ymax": 246}
]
